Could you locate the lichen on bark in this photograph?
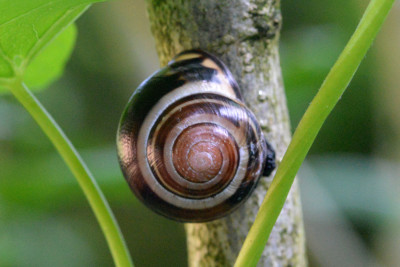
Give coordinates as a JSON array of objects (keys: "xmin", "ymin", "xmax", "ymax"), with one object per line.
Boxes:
[{"xmin": 146, "ymin": 0, "xmax": 306, "ymax": 266}]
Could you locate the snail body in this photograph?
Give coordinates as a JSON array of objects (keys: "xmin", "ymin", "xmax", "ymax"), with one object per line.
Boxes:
[{"xmin": 117, "ymin": 50, "xmax": 275, "ymax": 222}]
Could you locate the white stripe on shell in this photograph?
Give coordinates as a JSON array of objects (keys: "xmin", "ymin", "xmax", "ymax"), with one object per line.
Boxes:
[
  {"xmin": 137, "ymin": 80, "xmax": 252, "ymax": 210},
  {"xmin": 162, "ymin": 113, "xmax": 243, "ymax": 193}
]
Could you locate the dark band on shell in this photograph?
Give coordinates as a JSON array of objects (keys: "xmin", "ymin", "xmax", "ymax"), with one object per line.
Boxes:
[{"xmin": 117, "ymin": 50, "xmax": 275, "ymax": 222}]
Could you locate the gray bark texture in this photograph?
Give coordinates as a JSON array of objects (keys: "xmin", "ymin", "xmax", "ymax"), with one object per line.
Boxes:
[{"xmin": 146, "ymin": 0, "xmax": 307, "ymax": 266}]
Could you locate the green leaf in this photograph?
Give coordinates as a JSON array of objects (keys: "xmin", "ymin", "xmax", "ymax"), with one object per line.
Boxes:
[
  {"xmin": 0, "ymin": 1, "xmax": 134, "ymax": 266},
  {"xmin": 23, "ymin": 24, "xmax": 77, "ymax": 90},
  {"xmin": 0, "ymin": 0, "xmax": 105, "ymax": 89}
]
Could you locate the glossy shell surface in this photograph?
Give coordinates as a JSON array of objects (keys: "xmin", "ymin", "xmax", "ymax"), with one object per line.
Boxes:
[{"xmin": 117, "ymin": 50, "xmax": 269, "ymax": 222}]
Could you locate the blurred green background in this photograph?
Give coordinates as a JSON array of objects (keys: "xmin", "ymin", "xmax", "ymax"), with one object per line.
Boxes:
[{"xmin": 1, "ymin": 0, "xmax": 399, "ymax": 266}]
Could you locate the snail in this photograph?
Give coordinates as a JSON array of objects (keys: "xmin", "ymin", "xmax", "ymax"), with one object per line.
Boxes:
[{"xmin": 117, "ymin": 50, "xmax": 276, "ymax": 222}]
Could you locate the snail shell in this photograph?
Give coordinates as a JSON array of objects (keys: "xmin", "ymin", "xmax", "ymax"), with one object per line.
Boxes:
[{"xmin": 117, "ymin": 50, "xmax": 275, "ymax": 222}]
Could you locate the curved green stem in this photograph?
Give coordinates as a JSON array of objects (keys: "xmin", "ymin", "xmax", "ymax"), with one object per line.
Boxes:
[
  {"xmin": 7, "ymin": 80, "xmax": 133, "ymax": 267},
  {"xmin": 234, "ymin": 0, "xmax": 395, "ymax": 266}
]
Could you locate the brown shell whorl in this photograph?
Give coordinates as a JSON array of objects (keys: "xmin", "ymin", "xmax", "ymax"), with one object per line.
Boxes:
[
  {"xmin": 146, "ymin": 94, "xmax": 245, "ymax": 201},
  {"xmin": 117, "ymin": 50, "xmax": 274, "ymax": 222}
]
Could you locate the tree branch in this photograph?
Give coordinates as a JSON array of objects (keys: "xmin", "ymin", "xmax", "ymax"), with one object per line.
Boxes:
[{"xmin": 146, "ymin": 0, "xmax": 306, "ymax": 265}]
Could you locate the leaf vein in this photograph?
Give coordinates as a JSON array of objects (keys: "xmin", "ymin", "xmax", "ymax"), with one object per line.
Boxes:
[
  {"xmin": 21, "ymin": 4, "xmax": 87, "ymax": 71},
  {"xmin": 0, "ymin": 1, "xmax": 61, "ymax": 27}
]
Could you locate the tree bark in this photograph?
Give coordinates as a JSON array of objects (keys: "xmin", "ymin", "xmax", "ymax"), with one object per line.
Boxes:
[{"xmin": 146, "ymin": 0, "xmax": 306, "ymax": 266}]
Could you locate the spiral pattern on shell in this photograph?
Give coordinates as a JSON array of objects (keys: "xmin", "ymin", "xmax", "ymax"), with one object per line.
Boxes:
[{"xmin": 117, "ymin": 50, "xmax": 275, "ymax": 222}]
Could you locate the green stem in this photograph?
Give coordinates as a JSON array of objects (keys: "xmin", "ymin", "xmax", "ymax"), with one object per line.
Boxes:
[
  {"xmin": 234, "ymin": 0, "xmax": 395, "ymax": 266},
  {"xmin": 8, "ymin": 80, "xmax": 133, "ymax": 267}
]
